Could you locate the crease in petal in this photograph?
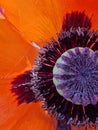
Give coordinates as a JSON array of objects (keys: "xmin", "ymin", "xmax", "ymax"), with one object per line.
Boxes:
[
  {"xmin": 0, "ymin": 6, "xmax": 5, "ymax": 19},
  {"xmin": 0, "ymin": 17, "xmax": 37, "ymax": 79}
]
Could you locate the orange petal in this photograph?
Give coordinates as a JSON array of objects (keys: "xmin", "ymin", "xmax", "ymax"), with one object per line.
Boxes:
[
  {"xmin": 0, "ymin": 16, "xmax": 37, "ymax": 79},
  {"xmin": 0, "ymin": 0, "xmax": 98, "ymax": 46},
  {"xmin": 0, "ymin": 16, "xmax": 56, "ymax": 130},
  {"xmin": 0, "ymin": 0, "xmax": 66, "ymax": 46},
  {"xmin": 0, "ymin": 80, "xmax": 56, "ymax": 130},
  {"xmin": 0, "ymin": 96, "xmax": 56, "ymax": 130}
]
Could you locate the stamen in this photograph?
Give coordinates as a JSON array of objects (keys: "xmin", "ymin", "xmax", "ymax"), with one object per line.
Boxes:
[{"xmin": 57, "ymin": 120, "xmax": 71, "ymax": 130}]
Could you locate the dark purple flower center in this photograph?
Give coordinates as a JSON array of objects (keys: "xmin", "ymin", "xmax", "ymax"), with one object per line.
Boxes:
[{"xmin": 53, "ymin": 47, "xmax": 98, "ymax": 106}]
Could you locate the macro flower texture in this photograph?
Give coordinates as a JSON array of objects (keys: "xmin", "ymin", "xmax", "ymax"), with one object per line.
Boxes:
[{"xmin": 0, "ymin": 0, "xmax": 98, "ymax": 130}]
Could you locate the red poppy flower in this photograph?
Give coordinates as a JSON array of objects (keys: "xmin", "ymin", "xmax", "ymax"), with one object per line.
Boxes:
[{"xmin": 0, "ymin": 0, "xmax": 98, "ymax": 130}]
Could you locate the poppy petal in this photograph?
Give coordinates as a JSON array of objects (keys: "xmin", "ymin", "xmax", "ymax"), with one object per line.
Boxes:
[
  {"xmin": 0, "ymin": 17, "xmax": 56, "ymax": 129},
  {"xmin": 0, "ymin": 0, "xmax": 66, "ymax": 45},
  {"xmin": 0, "ymin": 0, "xmax": 98, "ymax": 46},
  {"xmin": 0, "ymin": 99, "xmax": 56, "ymax": 130},
  {"xmin": 0, "ymin": 17, "xmax": 37, "ymax": 78}
]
